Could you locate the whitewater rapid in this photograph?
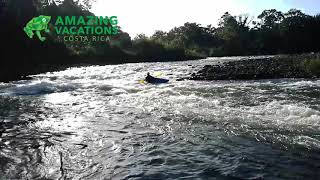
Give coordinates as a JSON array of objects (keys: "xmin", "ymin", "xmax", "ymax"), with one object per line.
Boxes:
[{"xmin": 0, "ymin": 57, "xmax": 320, "ymax": 179}]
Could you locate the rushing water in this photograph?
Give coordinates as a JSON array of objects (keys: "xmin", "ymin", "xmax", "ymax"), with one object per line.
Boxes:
[{"xmin": 0, "ymin": 57, "xmax": 320, "ymax": 179}]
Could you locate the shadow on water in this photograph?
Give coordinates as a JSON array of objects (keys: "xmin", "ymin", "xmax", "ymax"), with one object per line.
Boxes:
[{"xmin": 0, "ymin": 96, "xmax": 69, "ymax": 179}]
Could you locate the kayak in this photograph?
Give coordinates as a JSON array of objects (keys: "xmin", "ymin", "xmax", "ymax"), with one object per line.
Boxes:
[{"xmin": 146, "ymin": 77, "xmax": 169, "ymax": 84}]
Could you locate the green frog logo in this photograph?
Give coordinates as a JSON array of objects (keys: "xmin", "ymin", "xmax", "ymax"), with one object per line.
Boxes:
[{"xmin": 24, "ymin": 15, "xmax": 51, "ymax": 42}]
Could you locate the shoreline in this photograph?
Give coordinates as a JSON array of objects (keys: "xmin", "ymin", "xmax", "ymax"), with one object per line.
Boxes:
[{"xmin": 187, "ymin": 53, "xmax": 320, "ymax": 81}]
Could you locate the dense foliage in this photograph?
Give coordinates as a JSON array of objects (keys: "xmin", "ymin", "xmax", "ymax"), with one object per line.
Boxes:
[
  {"xmin": 1, "ymin": 0, "xmax": 320, "ymax": 81},
  {"xmin": 146, "ymin": 10, "xmax": 320, "ymax": 57}
]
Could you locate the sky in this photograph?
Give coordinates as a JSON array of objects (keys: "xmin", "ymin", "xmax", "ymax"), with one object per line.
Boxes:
[{"xmin": 91, "ymin": 0, "xmax": 320, "ymax": 37}]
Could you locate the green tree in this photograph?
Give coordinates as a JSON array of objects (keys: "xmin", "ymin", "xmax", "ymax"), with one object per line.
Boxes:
[
  {"xmin": 280, "ymin": 9, "xmax": 313, "ymax": 53},
  {"xmin": 216, "ymin": 12, "xmax": 242, "ymax": 55},
  {"xmin": 255, "ymin": 9, "xmax": 284, "ymax": 54},
  {"xmin": 258, "ymin": 9, "xmax": 284, "ymax": 29}
]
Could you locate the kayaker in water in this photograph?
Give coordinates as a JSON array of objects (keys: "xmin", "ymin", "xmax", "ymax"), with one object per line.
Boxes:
[
  {"xmin": 145, "ymin": 72, "xmax": 155, "ymax": 83},
  {"xmin": 145, "ymin": 72, "xmax": 169, "ymax": 84}
]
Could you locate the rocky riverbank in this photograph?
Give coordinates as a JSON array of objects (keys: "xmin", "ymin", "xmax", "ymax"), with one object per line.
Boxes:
[{"xmin": 188, "ymin": 54, "xmax": 320, "ymax": 80}]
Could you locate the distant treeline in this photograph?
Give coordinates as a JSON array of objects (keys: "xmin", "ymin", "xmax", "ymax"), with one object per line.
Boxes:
[{"xmin": 1, "ymin": 0, "xmax": 320, "ymax": 82}]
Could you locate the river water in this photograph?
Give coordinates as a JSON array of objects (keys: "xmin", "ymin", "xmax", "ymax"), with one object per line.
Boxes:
[{"xmin": 0, "ymin": 57, "xmax": 320, "ymax": 179}]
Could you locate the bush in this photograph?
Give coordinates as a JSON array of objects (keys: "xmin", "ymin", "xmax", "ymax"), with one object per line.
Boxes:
[
  {"xmin": 185, "ymin": 49, "xmax": 206, "ymax": 58},
  {"xmin": 304, "ymin": 58, "xmax": 320, "ymax": 76}
]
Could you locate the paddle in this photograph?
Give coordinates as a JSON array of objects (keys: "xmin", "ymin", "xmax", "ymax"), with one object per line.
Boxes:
[{"xmin": 153, "ymin": 72, "xmax": 164, "ymax": 77}]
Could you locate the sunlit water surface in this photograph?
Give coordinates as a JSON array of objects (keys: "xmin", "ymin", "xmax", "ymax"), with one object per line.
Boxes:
[{"xmin": 1, "ymin": 57, "xmax": 320, "ymax": 179}]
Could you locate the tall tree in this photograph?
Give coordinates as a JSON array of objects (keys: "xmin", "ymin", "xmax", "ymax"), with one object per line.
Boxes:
[
  {"xmin": 258, "ymin": 9, "xmax": 284, "ymax": 29},
  {"xmin": 216, "ymin": 12, "xmax": 242, "ymax": 55}
]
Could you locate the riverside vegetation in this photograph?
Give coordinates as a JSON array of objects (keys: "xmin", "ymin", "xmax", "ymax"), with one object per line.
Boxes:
[{"xmin": 1, "ymin": 0, "xmax": 320, "ymax": 82}]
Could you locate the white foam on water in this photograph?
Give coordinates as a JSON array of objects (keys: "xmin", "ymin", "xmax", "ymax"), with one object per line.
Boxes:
[
  {"xmin": 1, "ymin": 80, "xmax": 77, "ymax": 95},
  {"xmin": 1, "ymin": 59, "xmax": 320, "ymax": 150}
]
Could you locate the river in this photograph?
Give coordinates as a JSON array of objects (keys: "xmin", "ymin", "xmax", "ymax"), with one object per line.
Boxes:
[{"xmin": 1, "ymin": 57, "xmax": 320, "ymax": 179}]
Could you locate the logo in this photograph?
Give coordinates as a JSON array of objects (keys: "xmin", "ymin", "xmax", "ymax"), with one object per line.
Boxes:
[
  {"xmin": 24, "ymin": 15, "xmax": 51, "ymax": 42},
  {"xmin": 24, "ymin": 15, "xmax": 119, "ymax": 42}
]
